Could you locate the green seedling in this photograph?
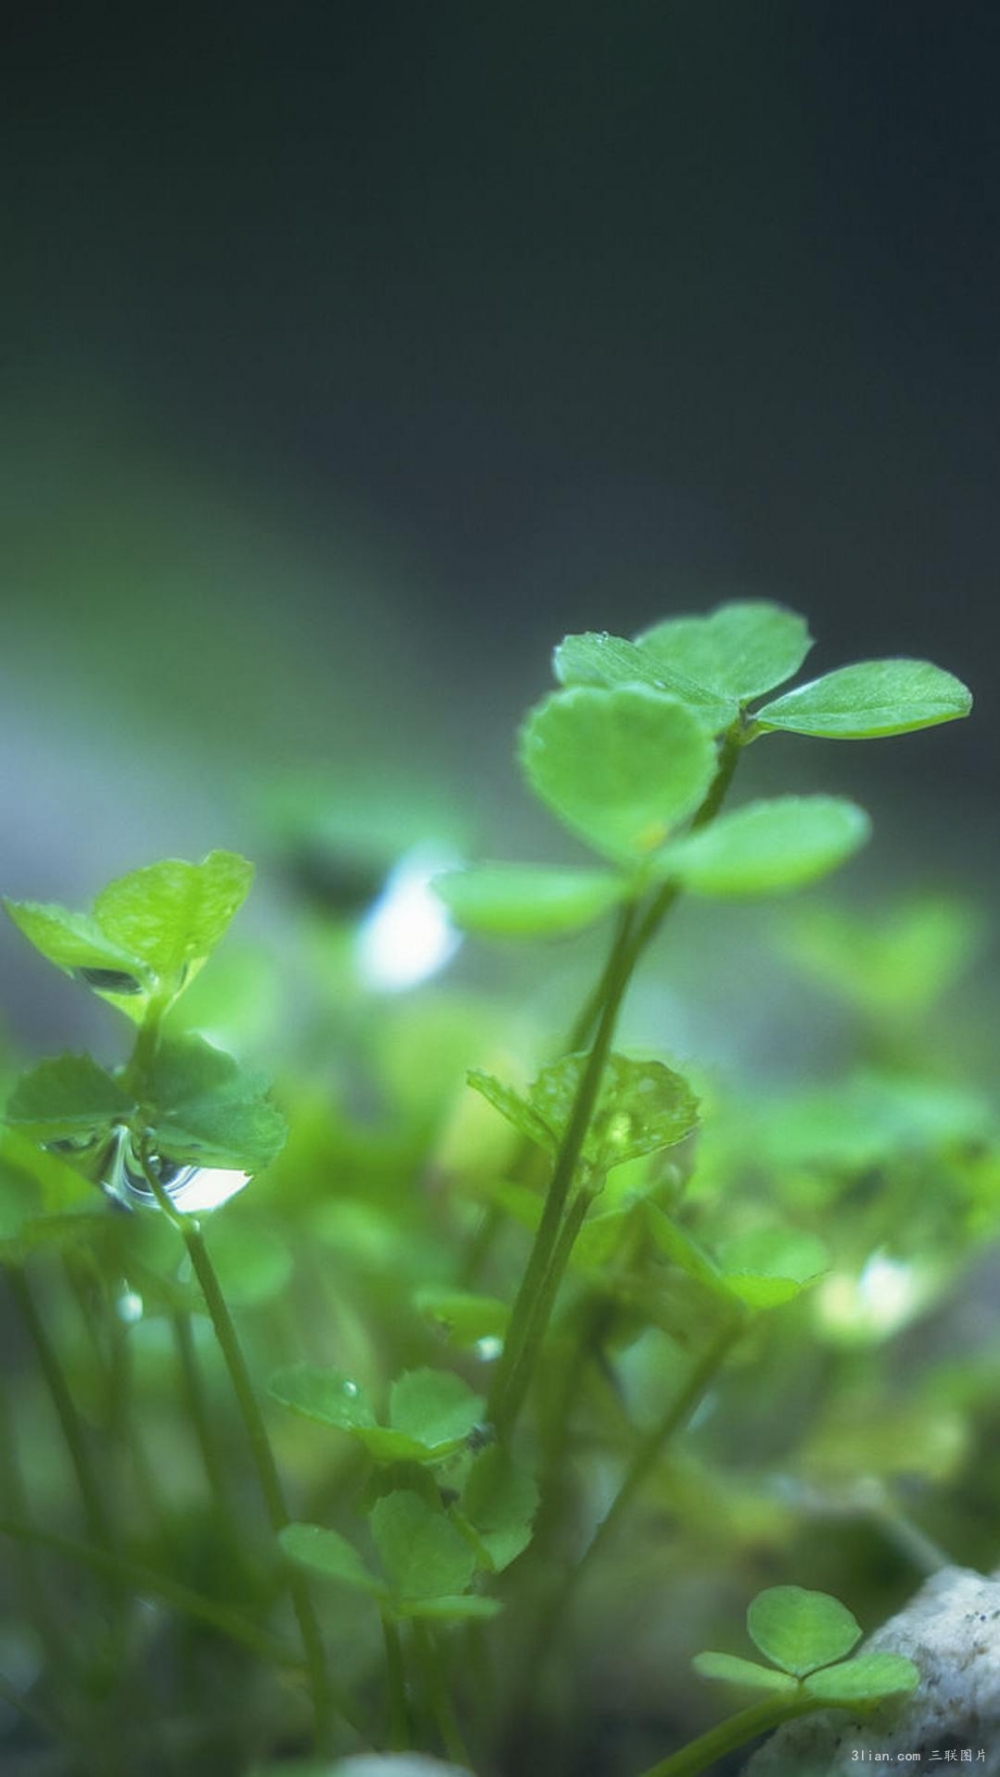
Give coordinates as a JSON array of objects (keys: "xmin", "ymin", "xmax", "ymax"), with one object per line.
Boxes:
[{"xmin": 0, "ymin": 601, "xmax": 978, "ymax": 1777}]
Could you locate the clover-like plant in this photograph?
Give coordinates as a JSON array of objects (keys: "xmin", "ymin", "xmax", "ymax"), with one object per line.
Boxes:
[
  {"xmin": 0, "ymin": 602, "xmax": 974, "ymax": 1777},
  {"xmin": 632, "ymin": 1585, "xmax": 919, "ymax": 1777}
]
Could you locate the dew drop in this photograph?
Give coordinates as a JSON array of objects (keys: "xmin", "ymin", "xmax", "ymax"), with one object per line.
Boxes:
[
  {"xmin": 342, "ymin": 1380, "xmax": 360, "ymax": 1398},
  {"xmin": 475, "ymin": 1335, "xmax": 503, "ymax": 1363},
  {"xmin": 116, "ymin": 1289, "xmax": 144, "ymax": 1325}
]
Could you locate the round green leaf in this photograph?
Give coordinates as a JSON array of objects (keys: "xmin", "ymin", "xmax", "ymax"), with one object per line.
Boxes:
[
  {"xmin": 369, "ymin": 1491, "xmax": 477, "ymax": 1601},
  {"xmin": 279, "ymin": 1523, "xmax": 386, "ymax": 1599},
  {"xmin": 659, "ymin": 797, "xmax": 871, "ymax": 897},
  {"xmin": 802, "ymin": 1652, "xmax": 920, "ymax": 1704},
  {"xmin": 269, "ymin": 1366, "xmax": 378, "ymax": 1433},
  {"xmin": 388, "ymin": 1369, "xmax": 485, "ymax": 1455},
  {"xmin": 519, "ymin": 687, "xmax": 717, "ymax": 863},
  {"xmin": 636, "ymin": 601, "xmax": 813, "ymax": 701},
  {"xmin": 434, "ymin": 863, "xmax": 626, "ymax": 938},
  {"xmin": 554, "ymin": 633, "xmax": 738, "ymax": 732},
  {"xmin": 747, "ymin": 1586, "xmax": 861, "ymax": 1677},
  {"xmin": 755, "ymin": 659, "xmax": 972, "ymax": 740},
  {"xmin": 692, "ymin": 1652, "xmax": 797, "ymax": 1694}
]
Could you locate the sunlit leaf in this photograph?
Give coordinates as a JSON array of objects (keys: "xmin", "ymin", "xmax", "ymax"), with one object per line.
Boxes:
[
  {"xmin": 554, "ymin": 633, "xmax": 738, "ymax": 732},
  {"xmin": 658, "ymin": 797, "xmax": 871, "ymax": 897},
  {"xmin": 747, "ymin": 1586, "xmax": 861, "ymax": 1677},
  {"xmin": 755, "ymin": 659, "xmax": 971, "ymax": 739},
  {"xmin": 692, "ymin": 1652, "xmax": 797, "ymax": 1693},
  {"xmin": 636, "ymin": 601, "xmax": 813, "ymax": 702},
  {"xmin": 520, "ymin": 687, "xmax": 717, "ymax": 863},
  {"xmin": 93, "ymin": 850, "xmax": 254, "ymax": 982},
  {"xmin": 802, "ymin": 1652, "xmax": 920, "ymax": 1704},
  {"xmin": 434, "ymin": 863, "xmax": 627, "ymax": 938},
  {"xmin": 3, "ymin": 900, "xmax": 150, "ymax": 1020}
]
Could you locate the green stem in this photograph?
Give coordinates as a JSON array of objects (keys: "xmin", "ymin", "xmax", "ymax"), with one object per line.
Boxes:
[
  {"xmin": 495, "ymin": 1186, "xmax": 597, "ymax": 1437},
  {"xmin": 636, "ymin": 1692, "xmax": 814, "ymax": 1777},
  {"xmin": 413, "ymin": 1621, "xmax": 470, "ymax": 1766},
  {"xmin": 6, "ymin": 1265, "xmax": 113, "ymax": 1552},
  {"xmin": 176, "ymin": 1213, "xmax": 339, "ymax": 1747},
  {"xmin": 517, "ymin": 1316, "xmax": 745, "ymax": 1725},
  {"xmin": 0, "ymin": 1516, "xmax": 297, "ymax": 1666},
  {"xmin": 577, "ymin": 1315, "xmax": 744, "ymax": 1586},
  {"xmin": 487, "ymin": 903, "xmax": 638, "ymax": 1436},
  {"xmin": 0, "ymin": 1363, "xmax": 70, "ymax": 1674},
  {"xmin": 382, "ymin": 1616, "xmax": 410, "ymax": 1752},
  {"xmin": 171, "ymin": 1309, "xmax": 234, "ymax": 1523},
  {"xmin": 486, "ymin": 726, "xmax": 743, "ymax": 1439}
]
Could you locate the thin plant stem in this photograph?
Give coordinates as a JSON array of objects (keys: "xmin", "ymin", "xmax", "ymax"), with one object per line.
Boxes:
[
  {"xmin": 381, "ymin": 1616, "xmax": 409, "ymax": 1751},
  {"xmin": 171, "ymin": 1309, "xmax": 234, "ymax": 1524},
  {"xmin": 519, "ymin": 1313, "xmax": 745, "ymax": 1705},
  {"xmin": 575, "ymin": 1314, "xmax": 744, "ymax": 1587},
  {"xmin": 0, "ymin": 1364, "xmax": 70, "ymax": 1675},
  {"xmin": 0, "ymin": 1516, "xmax": 298, "ymax": 1668},
  {"xmin": 487, "ymin": 902, "xmax": 639, "ymax": 1436},
  {"xmin": 5, "ymin": 1266, "xmax": 113, "ymax": 1551},
  {"xmin": 413, "ymin": 1622, "xmax": 470, "ymax": 1767},
  {"xmin": 495, "ymin": 1187, "xmax": 597, "ymax": 1436},
  {"xmin": 635, "ymin": 1692, "xmax": 815, "ymax": 1777},
  {"xmin": 158, "ymin": 1191, "xmax": 340, "ymax": 1746},
  {"xmin": 485, "ymin": 726, "xmax": 743, "ymax": 1438}
]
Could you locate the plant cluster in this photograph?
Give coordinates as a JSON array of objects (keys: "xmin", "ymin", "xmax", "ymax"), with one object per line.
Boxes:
[{"xmin": 0, "ymin": 602, "xmax": 986, "ymax": 1777}]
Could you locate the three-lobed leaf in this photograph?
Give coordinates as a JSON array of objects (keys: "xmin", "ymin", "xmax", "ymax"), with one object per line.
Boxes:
[
  {"xmin": 747, "ymin": 1586, "xmax": 861, "ymax": 1677},
  {"xmin": 434, "ymin": 862, "xmax": 627, "ymax": 938},
  {"xmin": 636, "ymin": 601, "xmax": 813, "ymax": 703},
  {"xmin": 755, "ymin": 659, "xmax": 971, "ymax": 740},
  {"xmin": 520, "ymin": 686, "xmax": 717, "ymax": 863},
  {"xmin": 658, "ymin": 797, "xmax": 871, "ymax": 898},
  {"xmin": 470, "ymin": 1053, "xmax": 699, "ymax": 1177}
]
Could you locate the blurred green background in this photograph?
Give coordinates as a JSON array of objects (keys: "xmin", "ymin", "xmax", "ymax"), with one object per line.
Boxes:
[{"xmin": 3, "ymin": 1, "xmax": 997, "ymax": 1035}]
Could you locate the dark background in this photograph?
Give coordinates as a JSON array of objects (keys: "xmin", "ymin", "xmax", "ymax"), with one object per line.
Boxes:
[{"xmin": 3, "ymin": 1, "xmax": 998, "ymax": 895}]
